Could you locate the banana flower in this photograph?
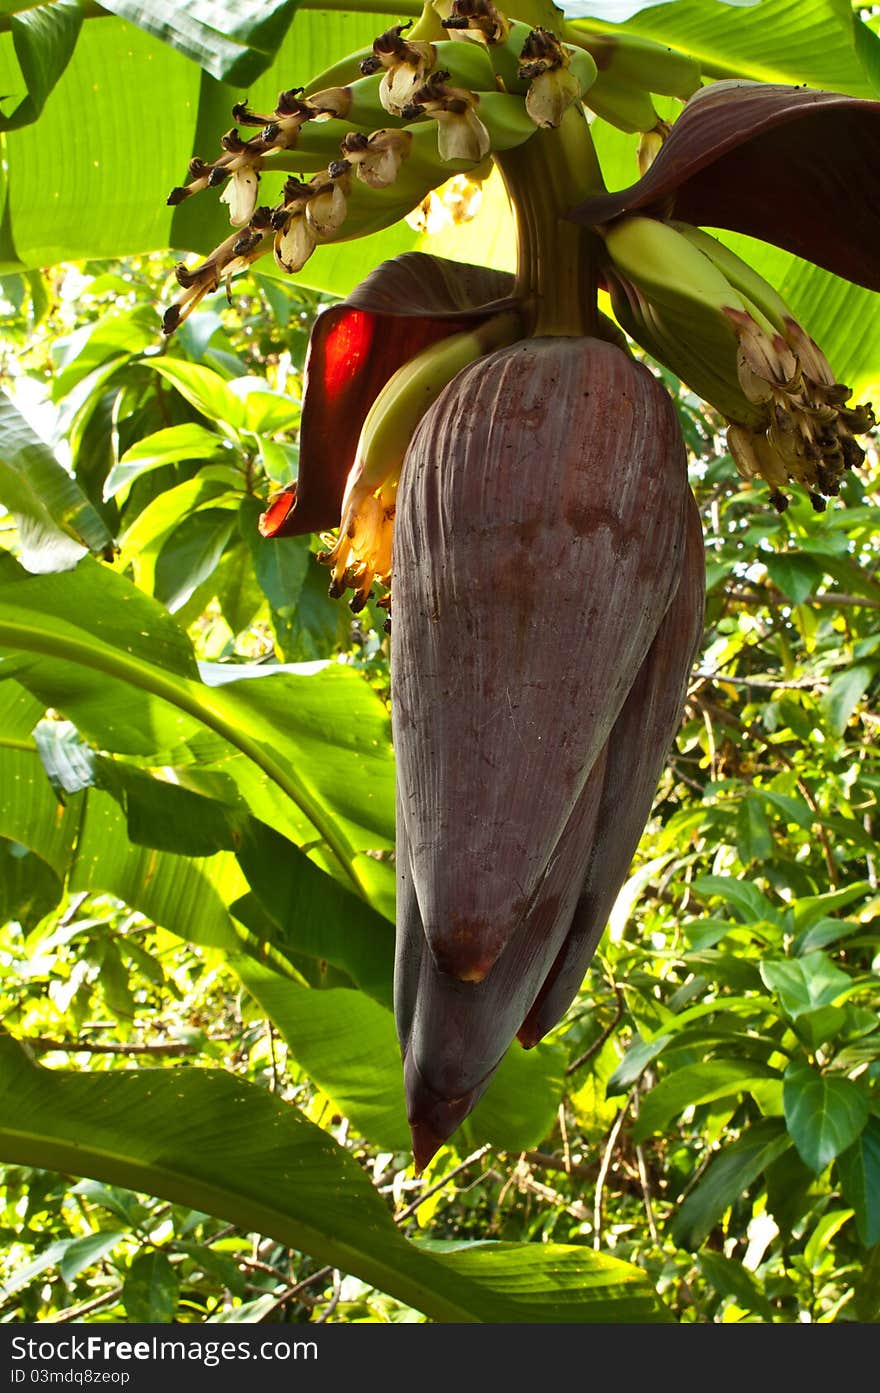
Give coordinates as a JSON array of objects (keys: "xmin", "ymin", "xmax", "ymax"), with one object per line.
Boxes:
[{"xmin": 236, "ymin": 78, "xmax": 880, "ymax": 1169}]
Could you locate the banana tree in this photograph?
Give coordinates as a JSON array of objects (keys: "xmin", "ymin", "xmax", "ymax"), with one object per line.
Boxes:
[{"xmin": 144, "ymin": 0, "xmax": 880, "ymax": 1165}]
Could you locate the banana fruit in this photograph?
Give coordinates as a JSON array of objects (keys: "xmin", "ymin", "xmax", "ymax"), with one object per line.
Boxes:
[
  {"xmin": 584, "ymin": 72, "xmax": 658, "ymax": 133},
  {"xmin": 566, "ymin": 27, "xmax": 701, "ymax": 100}
]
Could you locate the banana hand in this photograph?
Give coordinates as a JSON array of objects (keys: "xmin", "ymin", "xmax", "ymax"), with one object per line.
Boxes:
[{"xmin": 603, "ymin": 215, "xmax": 876, "ymax": 509}]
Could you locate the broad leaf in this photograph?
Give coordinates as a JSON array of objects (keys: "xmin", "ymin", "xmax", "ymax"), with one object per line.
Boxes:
[
  {"xmin": 789, "ymin": 882, "xmax": 872, "ymax": 932},
  {"xmin": 71, "ymin": 788, "xmax": 246, "ymax": 951},
  {"xmin": 697, "ymin": 1250, "xmax": 774, "ymax": 1321},
  {"xmin": 0, "ymin": 746, "xmax": 80, "ymax": 882},
  {"xmin": 238, "ymin": 958, "xmax": 568, "ymax": 1156},
  {"xmin": 105, "ymin": 423, "xmax": 230, "ymax": 500},
  {"xmin": 0, "ymin": 19, "xmax": 200, "ymax": 271},
  {"xmin": 760, "ymin": 953, "xmax": 854, "ymax": 1020},
  {"xmin": 582, "ymin": 0, "xmax": 876, "ymax": 96},
  {"xmin": 765, "ymin": 552, "xmax": 822, "ymax": 605},
  {"xmin": 0, "ymin": 561, "xmax": 396, "ymax": 890},
  {"xmin": 633, "ymin": 1059, "xmax": 780, "ymax": 1141},
  {"xmin": 0, "ymin": 391, "xmax": 112, "ymax": 570},
  {"xmin": 233, "ymin": 818, "xmax": 395, "ymax": 1004},
  {"xmin": 0, "ymin": 1034, "xmax": 670, "ymax": 1323},
  {"xmin": 122, "ymin": 1251, "xmax": 180, "ymax": 1323},
  {"xmin": 821, "ymin": 664, "xmax": 877, "ymax": 737},
  {"xmin": 783, "ymin": 1062, "xmax": 869, "ymax": 1172},
  {"xmin": 672, "ymin": 1118, "xmax": 791, "ymax": 1250},
  {"xmin": 145, "ymin": 360, "xmax": 251, "ymax": 431},
  {"xmin": 102, "ymin": 0, "xmax": 301, "ymax": 85},
  {"xmin": 0, "ymin": 0, "xmax": 82, "ymax": 131},
  {"xmin": 838, "ymin": 1117, "xmax": 880, "ymax": 1248},
  {"xmin": 692, "ymin": 875, "xmax": 781, "ymax": 925}
]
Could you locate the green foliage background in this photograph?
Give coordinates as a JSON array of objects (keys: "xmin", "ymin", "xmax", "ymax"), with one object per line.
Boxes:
[{"xmin": 0, "ymin": 0, "xmax": 878, "ymax": 1325}]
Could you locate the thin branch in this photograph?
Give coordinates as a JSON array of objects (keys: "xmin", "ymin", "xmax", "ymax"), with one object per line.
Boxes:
[
  {"xmin": 519, "ymin": 1149, "xmax": 594, "ymax": 1181},
  {"xmin": 566, "ymin": 988, "xmax": 625, "ymax": 1076},
  {"xmin": 257, "ymin": 1266, "xmax": 333, "ymax": 1320},
  {"xmin": 45, "ymin": 1285, "xmax": 123, "ymax": 1324},
  {"xmin": 693, "ymin": 669, "xmax": 829, "ymax": 692},
  {"xmin": 267, "ymin": 1021, "xmax": 280, "ymax": 1093},
  {"xmin": 630, "ymin": 1092, "xmax": 660, "ymax": 1247},
  {"xmin": 316, "ymin": 1269, "xmax": 342, "ymax": 1324},
  {"xmin": 592, "ymin": 1097, "xmax": 631, "ymax": 1251},
  {"xmin": 22, "ymin": 1036, "xmax": 221, "ymax": 1057},
  {"xmin": 394, "ymin": 1145, "xmax": 491, "ymax": 1225},
  {"xmin": 557, "ymin": 1103, "xmax": 572, "ymax": 1177},
  {"xmin": 728, "ymin": 587, "xmax": 880, "ymax": 611},
  {"xmin": 511, "ymin": 1160, "xmax": 590, "ymax": 1222}
]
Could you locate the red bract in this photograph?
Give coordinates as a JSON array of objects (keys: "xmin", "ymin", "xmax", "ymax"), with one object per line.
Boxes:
[
  {"xmin": 571, "ymin": 81, "xmax": 880, "ymax": 292},
  {"xmin": 258, "ymin": 253, "xmax": 517, "ymax": 538}
]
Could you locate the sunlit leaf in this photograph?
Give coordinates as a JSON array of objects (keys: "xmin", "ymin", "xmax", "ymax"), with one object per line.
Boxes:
[
  {"xmin": 0, "ymin": 1034, "xmax": 670, "ymax": 1323},
  {"xmin": 672, "ymin": 1118, "xmax": 791, "ymax": 1249},
  {"xmin": 838, "ymin": 1117, "xmax": 880, "ymax": 1248},
  {"xmin": 122, "ymin": 1251, "xmax": 180, "ymax": 1323},
  {"xmin": 760, "ymin": 953, "xmax": 854, "ymax": 1020},
  {"xmin": 0, "ymin": 392, "xmax": 112, "ymax": 570},
  {"xmin": 783, "ymin": 1062, "xmax": 868, "ymax": 1173},
  {"xmin": 633, "ymin": 1059, "xmax": 780, "ymax": 1140},
  {"xmin": 105, "ymin": 423, "xmax": 229, "ymax": 500},
  {"xmin": 0, "ymin": 0, "xmax": 82, "ymax": 131}
]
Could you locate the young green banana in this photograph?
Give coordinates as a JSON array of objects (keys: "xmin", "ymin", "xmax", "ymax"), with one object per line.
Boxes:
[
  {"xmin": 603, "ymin": 214, "xmax": 875, "ymax": 508},
  {"xmin": 303, "ymin": 49, "xmax": 377, "ymax": 95},
  {"xmin": 584, "ymin": 73, "xmax": 659, "ymax": 133},
  {"xmin": 668, "ymin": 222, "xmax": 793, "ymax": 335},
  {"xmin": 566, "ymin": 27, "xmax": 701, "ymax": 99},
  {"xmin": 320, "ymin": 310, "xmax": 522, "ymax": 611},
  {"xmin": 602, "ymin": 214, "xmax": 752, "ymax": 321},
  {"xmin": 307, "ymin": 71, "xmax": 411, "ymax": 127}
]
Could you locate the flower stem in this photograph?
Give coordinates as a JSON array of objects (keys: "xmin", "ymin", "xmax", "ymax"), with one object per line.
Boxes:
[{"xmin": 495, "ymin": 106, "xmax": 606, "ymax": 338}]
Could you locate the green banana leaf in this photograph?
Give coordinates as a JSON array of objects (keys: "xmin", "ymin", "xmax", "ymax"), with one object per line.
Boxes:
[
  {"xmin": 237, "ymin": 957, "xmax": 568, "ymax": 1153},
  {"xmin": 566, "ymin": 0, "xmax": 880, "ymax": 95},
  {"xmin": 0, "ymin": 1032, "xmax": 672, "ymax": 1322},
  {"xmin": 0, "ymin": 390, "xmax": 112, "ymax": 569},
  {"xmin": 0, "ymin": 554, "xmax": 395, "ymax": 886},
  {"xmin": 0, "ymin": 578, "xmax": 569, "ymax": 1156}
]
